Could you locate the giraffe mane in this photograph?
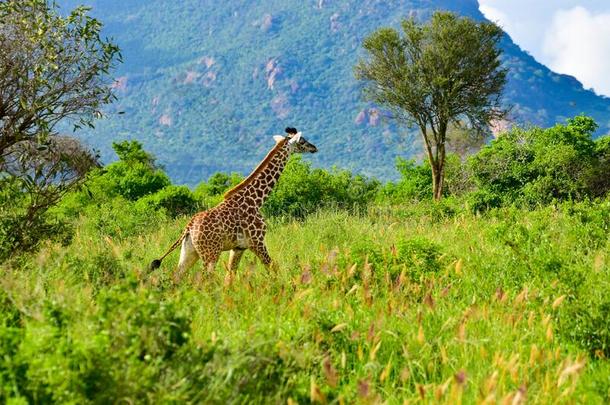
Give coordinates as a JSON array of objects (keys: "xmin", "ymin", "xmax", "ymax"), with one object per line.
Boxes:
[{"xmin": 223, "ymin": 137, "xmax": 289, "ymax": 200}]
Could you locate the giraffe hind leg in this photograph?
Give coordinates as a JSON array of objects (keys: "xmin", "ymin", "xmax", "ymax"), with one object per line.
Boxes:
[
  {"xmin": 228, "ymin": 248, "xmax": 245, "ymax": 271},
  {"xmin": 173, "ymin": 234, "xmax": 199, "ymax": 284},
  {"xmin": 191, "ymin": 250, "xmax": 221, "ymax": 286},
  {"xmin": 197, "ymin": 244, "xmax": 221, "ymax": 274}
]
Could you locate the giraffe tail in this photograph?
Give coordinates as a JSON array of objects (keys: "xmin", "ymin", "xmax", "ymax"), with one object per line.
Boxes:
[{"xmin": 149, "ymin": 224, "xmax": 190, "ymax": 271}]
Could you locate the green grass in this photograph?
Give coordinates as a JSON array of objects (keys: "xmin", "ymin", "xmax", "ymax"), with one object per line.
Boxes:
[{"xmin": 1, "ymin": 203, "xmax": 610, "ymax": 403}]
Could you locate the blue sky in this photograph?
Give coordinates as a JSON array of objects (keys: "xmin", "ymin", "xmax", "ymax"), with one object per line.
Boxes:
[{"xmin": 479, "ymin": 0, "xmax": 610, "ymax": 97}]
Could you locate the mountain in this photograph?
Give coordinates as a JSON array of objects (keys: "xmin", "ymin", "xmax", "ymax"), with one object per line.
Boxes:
[{"xmin": 59, "ymin": 0, "xmax": 610, "ymax": 184}]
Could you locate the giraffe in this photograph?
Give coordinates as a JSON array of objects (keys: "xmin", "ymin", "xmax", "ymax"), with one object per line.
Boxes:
[{"xmin": 149, "ymin": 127, "xmax": 318, "ymax": 282}]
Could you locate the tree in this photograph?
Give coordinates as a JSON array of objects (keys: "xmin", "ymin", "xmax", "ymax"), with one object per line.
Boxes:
[
  {"xmin": 102, "ymin": 141, "xmax": 171, "ymax": 201},
  {"xmin": 0, "ymin": 0, "xmax": 120, "ymax": 259},
  {"xmin": 0, "ymin": 136, "xmax": 99, "ymax": 260},
  {"xmin": 2, "ymin": 136, "xmax": 100, "ymax": 220},
  {"xmin": 355, "ymin": 11, "xmax": 507, "ymax": 200},
  {"xmin": 0, "ymin": 0, "xmax": 120, "ymax": 156}
]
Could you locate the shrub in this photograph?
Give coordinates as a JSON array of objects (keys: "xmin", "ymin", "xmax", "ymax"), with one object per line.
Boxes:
[
  {"xmin": 381, "ymin": 154, "xmax": 471, "ymax": 203},
  {"xmin": 467, "ymin": 189, "xmax": 503, "ymax": 214},
  {"xmin": 83, "ymin": 140, "xmax": 170, "ymax": 203},
  {"xmin": 193, "ymin": 172, "xmax": 243, "ymax": 209},
  {"xmin": 380, "ymin": 158, "xmax": 432, "ymax": 202},
  {"xmin": 263, "ymin": 156, "xmax": 380, "ymax": 218},
  {"xmin": 101, "ymin": 141, "xmax": 171, "ymax": 201},
  {"xmin": 339, "ymin": 236, "xmax": 446, "ymax": 282},
  {"xmin": 559, "ymin": 293, "xmax": 610, "ymax": 359},
  {"xmin": 469, "ymin": 115, "xmax": 602, "ymax": 206},
  {"xmin": 588, "ymin": 135, "xmax": 610, "ymax": 197},
  {"xmin": 0, "ymin": 178, "xmax": 73, "ymax": 262},
  {"xmin": 55, "ymin": 141, "xmax": 172, "ymax": 218},
  {"xmin": 576, "ymin": 301, "xmax": 610, "ymax": 358},
  {"xmin": 103, "ymin": 161, "xmax": 171, "ymax": 201},
  {"xmin": 396, "ymin": 237, "xmax": 445, "ymax": 277},
  {"xmin": 79, "ymin": 197, "xmax": 167, "ymax": 239},
  {"xmin": 8, "ymin": 288, "xmax": 193, "ymax": 403},
  {"xmin": 137, "ymin": 185, "xmax": 199, "ymax": 217}
]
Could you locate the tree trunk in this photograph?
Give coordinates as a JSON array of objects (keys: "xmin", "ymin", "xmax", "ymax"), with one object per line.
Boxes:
[
  {"xmin": 431, "ymin": 160, "xmax": 444, "ymax": 201},
  {"xmin": 433, "ymin": 123, "xmax": 448, "ymax": 201},
  {"xmin": 419, "ymin": 124, "xmax": 446, "ymax": 201}
]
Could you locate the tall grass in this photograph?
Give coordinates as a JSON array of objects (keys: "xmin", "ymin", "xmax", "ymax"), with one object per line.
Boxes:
[{"xmin": 1, "ymin": 202, "xmax": 609, "ymax": 402}]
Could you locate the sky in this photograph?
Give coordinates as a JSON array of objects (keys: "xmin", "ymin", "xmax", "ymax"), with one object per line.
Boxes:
[{"xmin": 478, "ymin": 0, "xmax": 610, "ymax": 97}]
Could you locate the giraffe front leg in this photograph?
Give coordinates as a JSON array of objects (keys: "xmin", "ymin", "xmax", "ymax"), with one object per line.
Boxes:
[
  {"xmin": 250, "ymin": 242, "xmax": 275, "ymax": 270},
  {"xmin": 228, "ymin": 248, "xmax": 245, "ymax": 271},
  {"xmin": 246, "ymin": 217, "xmax": 276, "ymax": 270}
]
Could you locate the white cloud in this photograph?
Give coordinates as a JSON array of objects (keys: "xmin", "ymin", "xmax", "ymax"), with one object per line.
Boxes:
[
  {"xmin": 478, "ymin": 4, "xmax": 509, "ymax": 27},
  {"xmin": 543, "ymin": 6, "xmax": 610, "ymax": 96},
  {"xmin": 479, "ymin": 0, "xmax": 561, "ymax": 59}
]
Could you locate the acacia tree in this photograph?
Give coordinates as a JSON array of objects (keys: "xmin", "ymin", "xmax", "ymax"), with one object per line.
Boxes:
[
  {"xmin": 0, "ymin": 0, "xmax": 120, "ymax": 258},
  {"xmin": 0, "ymin": 0, "xmax": 120, "ymax": 155},
  {"xmin": 355, "ymin": 11, "xmax": 507, "ymax": 200}
]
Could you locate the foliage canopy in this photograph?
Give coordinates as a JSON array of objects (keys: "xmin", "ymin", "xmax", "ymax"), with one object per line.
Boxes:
[
  {"xmin": 355, "ymin": 11, "xmax": 507, "ymax": 199},
  {"xmin": 0, "ymin": 0, "xmax": 120, "ymax": 155},
  {"xmin": 0, "ymin": 0, "xmax": 120, "ymax": 259}
]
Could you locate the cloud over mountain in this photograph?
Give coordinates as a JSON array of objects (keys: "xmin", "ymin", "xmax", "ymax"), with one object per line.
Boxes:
[{"xmin": 543, "ymin": 6, "xmax": 610, "ymax": 96}]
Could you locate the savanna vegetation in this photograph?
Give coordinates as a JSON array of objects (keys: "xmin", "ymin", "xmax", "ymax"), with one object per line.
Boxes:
[
  {"xmin": 2, "ymin": 114, "xmax": 610, "ymax": 402},
  {"xmin": 2, "ymin": 1, "xmax": 610, "ymax": 403}
]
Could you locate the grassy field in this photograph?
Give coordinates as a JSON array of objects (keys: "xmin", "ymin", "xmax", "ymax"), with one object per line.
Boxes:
[{"xmin": 1, "ymin": 202, "xmax": 610, "ymax": 403}]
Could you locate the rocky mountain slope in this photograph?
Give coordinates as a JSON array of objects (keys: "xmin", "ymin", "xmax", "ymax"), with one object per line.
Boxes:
[{"xmin": 59, "ymin": 0, "xmax": 610, "ymax": 183}]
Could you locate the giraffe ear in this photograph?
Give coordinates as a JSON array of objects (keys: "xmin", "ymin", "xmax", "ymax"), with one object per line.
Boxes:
[
  {"xmin": 288, "ymin": 132, "xmax": 302, "ymax": 144},
  {"xmin": 273, "ymin": 135, "xmax": 285, "ymax": 143}
]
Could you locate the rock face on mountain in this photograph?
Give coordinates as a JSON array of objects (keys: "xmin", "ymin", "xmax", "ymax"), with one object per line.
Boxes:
[{"xmin": 60, "ymin": 0, "xmax": 610, "ymax": 183}]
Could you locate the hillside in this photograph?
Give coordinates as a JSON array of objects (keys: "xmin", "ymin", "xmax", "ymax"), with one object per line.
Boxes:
[{"xmin": 59, "ymin": 0, "xmax": 610, "ymax": 184}]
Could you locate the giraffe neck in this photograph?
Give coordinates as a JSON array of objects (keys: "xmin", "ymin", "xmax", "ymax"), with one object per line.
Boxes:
[{"xmin": 224, "ymin": 141, "xmax": 291, "ymax": 208}]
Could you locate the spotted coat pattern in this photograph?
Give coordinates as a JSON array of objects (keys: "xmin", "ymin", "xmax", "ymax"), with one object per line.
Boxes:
[{"xmin": 151, "ymin": 131, "xmax": 317, "ymax": 282}]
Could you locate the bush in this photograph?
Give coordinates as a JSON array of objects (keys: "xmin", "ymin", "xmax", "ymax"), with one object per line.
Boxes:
[
  {"xmin": 381, "ymin": 154, "xmax": 471, "ymax": 203},
  {"xmin": 0, "ymin": 178, "xmax": 73, "ymax": 262},
  {"xmin": 559, "ymin": 291, "xmax": 610, "ymax": 359},
  {"xmin": 338, "ymin": 235, "xmax": 447, "ymax": 282},
  {"xmin": 574, "ymin": 301, "xmax": 610, "ymax": 358},
  {"xmin": 0, "ymin": 283, "xmax": 309, "ymax": 403},
  {"xmin": 466, "ymin": 189, "xmax": 503, "ymax": 214},
  {"xmin": 102, "ymin": 141, "xmax": 171, "ymax": 201},
  {"xmin": 56, "ymin": 141, "xmax": 172, "ymax": 218},
  {"xmin": 380, "ymin": 158, "xmax": 432, "ymax": 202},
  {"xmin": 396, "ymin": 237, "xmax": 445, "ymax": 277},
  {"xmin": 263, "ymin": 156, "xmax": 380, "ymax": 218},
  {"xmin": 588, "ymin": 135, "xmax": 610, "ymax": 197},
  {"xmin": 469, "ymin": 115, "xmax": 605, "ymax": 206},
  {"xmin": 137, "ymin": 185, "xmax": 199, "ymax": 217},
  {"xmin": 103, "ymin": 161, "xmax": 171, "ymax": 201},
  {"xmin": 6, "ymin": 288, "xmax": 193, "ymax": 403},
  {"xmin": 79, "ymin": 197, "xmax": 167, "ymax": 239},
  {"xmin": 193, "ymin": 172, "xmax": 243, "ymax": 209}
]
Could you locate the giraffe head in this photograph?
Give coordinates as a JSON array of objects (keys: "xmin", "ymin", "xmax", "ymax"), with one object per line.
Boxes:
[{"xmin": 274, "ymin": 127, "xmax": 318, "ymax": 154}]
